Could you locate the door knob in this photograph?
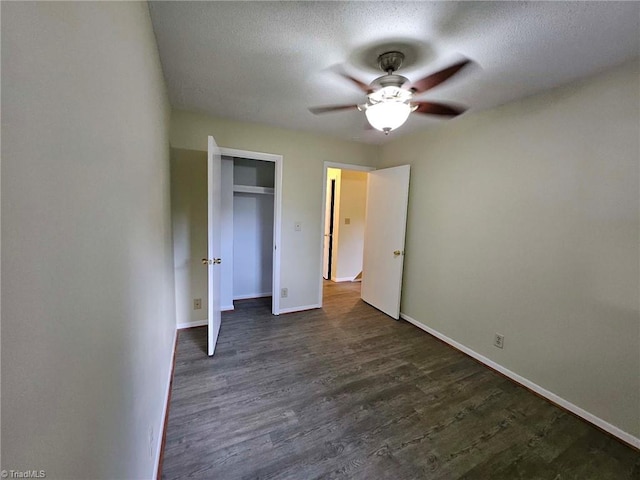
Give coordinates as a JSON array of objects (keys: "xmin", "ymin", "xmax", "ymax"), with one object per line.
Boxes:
[
  {"xmin": 202, "ymin": 258, "xmax": 222, "ymax": 265},
  {"xmin": 393, "ymin": 250, "xmax": 403, "ymax": 257}
]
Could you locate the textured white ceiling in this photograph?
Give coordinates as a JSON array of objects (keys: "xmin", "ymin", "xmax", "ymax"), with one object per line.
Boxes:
[{"xmin": 148, "ymin": 1, "xmax": 639, "ymax": 144}]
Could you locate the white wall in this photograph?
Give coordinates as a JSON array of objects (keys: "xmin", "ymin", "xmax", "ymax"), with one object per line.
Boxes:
[
  {"xmin": 2, "ymin": 2, "xmax": 175, "ymax": 478},
  {"xmin": 170, "ymin": 148, "xmax": 208, "ymax": 326},
  {"xmin": 379, "ymin": 60, "xmax": 640, "ymax": 440},
  {"xmin": 233, "ymin": 159, "xmax": 275, "ymax": 299},
  {"xmin": 170, "ymin": 111, "xmax": 379, "ymax": 310},
  {"xmin": 334, "ymin": 170, "xmax": 367, "ymax": 281},
  {"xmin": 233, "ymin": 158, "xmax": 275, "ymax": 188}
]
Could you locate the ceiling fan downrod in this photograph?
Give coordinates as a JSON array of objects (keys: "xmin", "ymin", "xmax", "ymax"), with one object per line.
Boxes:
[{"xmin": 378, "ymin": 51, "xmax": 405, "ymax": 75}]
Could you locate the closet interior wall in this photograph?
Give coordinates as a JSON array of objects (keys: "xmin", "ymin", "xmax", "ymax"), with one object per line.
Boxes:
[{"xmin": 221, "ymin": 156, "xmax": 275, "ymax": 309}]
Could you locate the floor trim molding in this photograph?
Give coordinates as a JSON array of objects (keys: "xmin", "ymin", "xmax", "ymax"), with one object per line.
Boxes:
[
  {"xmin": 155, "ymin": 329, "xmax": 178, "ymax": 479},
  {"xmin": 177, "ymin": 310, "xmax": 234, "ymax": 329},
  {"xmin": 177, "ymin": 319, "xmax": 208, "ymax": 330},
  {"xmin": 400, "ymin": 313, "xmax": 640, "ymax": 450},
  {"xmin": 233, "ymin": 292, "xmax": 271, "ymax": 300},
  {"xmin": 278, "ymin": 303, "xmax": 321, "ymax": 315}
]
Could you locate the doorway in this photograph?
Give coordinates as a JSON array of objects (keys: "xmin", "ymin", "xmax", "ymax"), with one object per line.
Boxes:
[
  {"xmin": 219, "ymin": 147, "xmax": 283, "ymax": 316},
  {"xmin": 169, "ymin": 146, "xmax": 282, "ymax": 331},
  {"xmin": 319, "ymin": 163, "xmax": 374, "ymax": 302},
  {"xmin": 323, "ymin": 177, "xmax": 337, "ymax": 281},
  {"xmin": 221, "ymin": 156, "xmax": 275, "ymax": 309},
  {"xmin": 318, "ymin": 162, "xmax": 411, "ymax": 319}
]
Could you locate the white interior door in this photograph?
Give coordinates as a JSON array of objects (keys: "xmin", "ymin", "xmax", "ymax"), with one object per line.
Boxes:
[
  {"xmin": 322, "ymin": 178, "xmax": 333, "ymax": 279},
  {"xmin": 207, "ymin": 135, "xmax": 222, "ymax": 356},
  {"xmin": 361, "ymin": 165, "xmax": 410, "ymax": 319}
]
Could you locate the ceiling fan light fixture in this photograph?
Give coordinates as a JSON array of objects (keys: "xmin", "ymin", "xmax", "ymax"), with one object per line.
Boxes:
[
  {"xmin": 369, "ymin": 85, "xmax": 412, "ymax": 103},
  {"xmin": 364, "ymin": 101, "xmax": 412, "ymax": 134},
  {"xmin": 309, "ymin": 53, "xmax": 471, "ymax": 134}
]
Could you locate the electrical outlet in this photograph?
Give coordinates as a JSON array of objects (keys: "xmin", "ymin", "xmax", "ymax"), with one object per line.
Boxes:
[
  {"xmin": 344, "ymin": 218, "xmax": 351, "ymax": 225},
  {"xmin": 494, "ymin": 333, "xmax": 504, "ymax": 349},
  {"xmin": 281, "ymin": 287, "xmax": 288, "ymax": 298},
  {"xmin": 193, "ymin": 298, "xmax": 202, "ymax": 310}
]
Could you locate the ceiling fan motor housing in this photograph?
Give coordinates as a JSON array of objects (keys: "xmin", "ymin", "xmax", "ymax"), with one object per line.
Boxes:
[
  {"xmin": 378, "ymin": 51, "xmax": 405, "ymax": 73},
  {"xmin": 370, "ymin": 74, "xmax": 410, "ymax": 91},
  {"xmin": 371, "ymin": 52, "xmax": 410, "ymax": 91}
]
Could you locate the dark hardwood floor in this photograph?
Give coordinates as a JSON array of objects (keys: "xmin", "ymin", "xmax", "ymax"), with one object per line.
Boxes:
[{"xmin": 162, "ymin": 281, "xmax": 639, "ymax": 479}]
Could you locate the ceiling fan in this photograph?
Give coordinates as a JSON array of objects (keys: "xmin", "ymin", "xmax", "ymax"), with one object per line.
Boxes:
[{"xmin": 309, "ymin": 51, "xmax": 472, "ymax": 134}]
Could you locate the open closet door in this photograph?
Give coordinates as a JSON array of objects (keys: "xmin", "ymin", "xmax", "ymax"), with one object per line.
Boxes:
[
  {"xmin": 206, "ymin": 135, "xmax": 222, "ymax": 356},
  {"xmin": 361, "ymin": 165, "xmax": 410, "ymax": 320}
]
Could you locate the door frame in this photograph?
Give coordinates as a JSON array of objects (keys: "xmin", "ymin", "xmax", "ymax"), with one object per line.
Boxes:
[
  {"xmin": 317, "ymin": 162, "xmax": 375, "ymax": 308},
  {"xmin": 326, "ymin": 179, "xmax": 336, "ymax": 280},
  {"xmin": 220, "ymin": 147, "xmax": 283, "ymax": 316}
]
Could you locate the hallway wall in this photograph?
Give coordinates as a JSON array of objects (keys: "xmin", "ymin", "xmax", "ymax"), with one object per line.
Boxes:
[{"xmin": 334, "ymin": 170, "xmax": 368, "ymax": 281}]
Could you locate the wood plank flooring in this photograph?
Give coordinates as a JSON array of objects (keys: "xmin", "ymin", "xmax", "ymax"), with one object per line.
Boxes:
[{"xmin": 162, "ymin": 281, "xmax": 639, "ymax": 479}]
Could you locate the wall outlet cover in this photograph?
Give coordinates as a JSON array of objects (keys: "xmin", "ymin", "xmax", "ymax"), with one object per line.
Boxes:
[{"xmin": 494, "ymin": 333, "xmax": 505, "ymax": 349}]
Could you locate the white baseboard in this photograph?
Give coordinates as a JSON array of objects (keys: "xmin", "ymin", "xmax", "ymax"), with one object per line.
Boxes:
[
  {"xmin": 278, "ymin": 303, "xmax": 321, "ymax": 315},
  {"xmin": 176, "ymin": 319, "xmax": 208, "ymax": 330},
  {"xmin": 333, "ymin": 277, "xmax": 355, "ymax": 283},
  {"xmin": 400, "ymin": 313, "xmax": 640, "ymax": 450},
  {"xmin": 233, "ymin": 292, "xmax": 271, "ymax": 300},
  {"xmin": 177, "ymin": 309, "xmax": 234, "ymax": 329},
  {"xmin": 154, "ymin": 329, "xmax": 177, "ymax": 479}
]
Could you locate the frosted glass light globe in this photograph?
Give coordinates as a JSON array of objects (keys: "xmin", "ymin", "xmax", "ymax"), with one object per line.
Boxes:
[{"xmin": 365, "ymin": 101, "xmax": 411, "ymax": 134}]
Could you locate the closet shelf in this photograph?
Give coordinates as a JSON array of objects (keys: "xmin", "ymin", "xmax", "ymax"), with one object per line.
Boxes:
[{"xmin": 233, "ymin": 185, "xmax": 274, "ymax": 195}]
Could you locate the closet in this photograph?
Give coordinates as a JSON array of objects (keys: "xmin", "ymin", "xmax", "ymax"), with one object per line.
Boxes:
[{"xmin": 220, "ymin": 156, "xmax": 275, "ymax": 310}]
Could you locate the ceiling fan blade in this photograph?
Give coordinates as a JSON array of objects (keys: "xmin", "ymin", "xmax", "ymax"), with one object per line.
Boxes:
[
  {"xmin": 309, "ymin": 104, "xmax": 359, "ymax": 115},
  {"xmin": 338, "ymin": 72, "xmax": 374, "ymax": 93},
  {"xmin": 413, "ymin": 101, "xmax": 466, "ymax": 117},
  {"xmin": 409, "ymin": 58, "xmax": 472, "ymax": 94},
  {"xmin": 329, "ymin": 65, "xmax": 373, "ymax": 94}
]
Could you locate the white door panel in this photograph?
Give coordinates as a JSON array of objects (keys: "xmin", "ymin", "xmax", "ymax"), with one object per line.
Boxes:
[
  {"xmin": 361, "ymin": 165, "xmax": 410, "ymax": 319},
  {"xmin": 207, "ymin": 136, "xmax": 222, "ymax": 356}
]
